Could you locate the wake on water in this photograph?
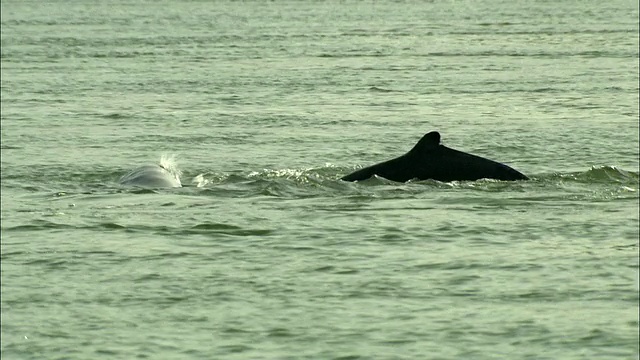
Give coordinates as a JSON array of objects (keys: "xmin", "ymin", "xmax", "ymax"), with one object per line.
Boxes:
[{"xmin": 119, "ymin": 154, "xmax": 638, "ymax": 191}]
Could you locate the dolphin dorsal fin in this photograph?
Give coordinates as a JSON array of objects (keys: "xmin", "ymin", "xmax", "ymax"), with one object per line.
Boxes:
[
  {"xmin": 410, "ymin": 131, "xmax": 441, "ymax": 153},
  {"xmin": 423, "ymin": 131, "xmax": 440, "ymax": 145}
]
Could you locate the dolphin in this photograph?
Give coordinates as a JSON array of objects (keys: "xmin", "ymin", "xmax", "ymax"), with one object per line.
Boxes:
[
  {"xmin": 119, "ymin": 164, "xmax": 182, "ymax": 188},
  {"xmin": 341, "ymin": 131, "xmax": 528, "ymax": 182}
]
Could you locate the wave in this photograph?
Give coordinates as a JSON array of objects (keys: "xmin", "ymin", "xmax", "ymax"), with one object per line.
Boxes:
[
  {"xmin": 3, "ymin": 162, "xmax": 637, "ymax": 198},
  {"xmin": 114, "ymin": 164, "xmax": 640, "ymax": 193},
  {"xmin": 198, "ymin": 165, "xmax": 638, "ymax": 185},
  {"xmin": 543, "ymin": 166, "xmax": 639, "ymax": 185}
]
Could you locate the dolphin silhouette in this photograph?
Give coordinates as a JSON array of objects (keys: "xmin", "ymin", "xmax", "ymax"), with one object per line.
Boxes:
[
  {"xmin": 119, "ymin": 164, "xmax": 182, "ymax": 188},
  {"xmin": 341, "ymin": 131, "xmax": 528, "ymax": 182}
]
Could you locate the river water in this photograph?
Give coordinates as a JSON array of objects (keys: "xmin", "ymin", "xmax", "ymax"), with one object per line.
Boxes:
[{"xmin": 1, "ymin": 1, "xmax": 639, "ymax": 359}]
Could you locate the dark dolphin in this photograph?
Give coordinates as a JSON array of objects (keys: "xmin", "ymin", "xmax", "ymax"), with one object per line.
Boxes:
[{"xmin": 341, "ymin": 131, "xmax": 528, "ymax": 182}]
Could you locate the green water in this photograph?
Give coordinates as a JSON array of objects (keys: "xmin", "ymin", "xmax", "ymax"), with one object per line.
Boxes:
[{"xmin": 1, "ymin": 0, "xmax": 639, "ymax": 359}]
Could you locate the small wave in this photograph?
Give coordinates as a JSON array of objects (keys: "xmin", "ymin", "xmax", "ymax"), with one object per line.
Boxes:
[
  {"xmin": 545, "ymin": 166, "xmax": 639, "ymax": 184},
  {"xmin": 2, "ymin": 220, "xmax": 75, "ymax": 232},
  {"xmin": 101, "ymin": 113, "xmax": 128, "ymax": 119},
  {"xmin": 249, "ymin": 168, "xmax": 314, "ymax": 180},
  {"xmin": 181, "ymin": 166, "xmax": 346, "ymax": 198},
  {"xmin": 0, "ymin": 144, "xmax": 22, "ymax": 150},
  {"xmin": 583, "ymin": 166, "xmax": 638, "ymax": 181},
  {"xmin": 186, "ymin": 222, "xmax": 273, "ymax": 237},
  {"xmin": 368, "ymin": 86, "xmax": 395, "ymax": 93}
]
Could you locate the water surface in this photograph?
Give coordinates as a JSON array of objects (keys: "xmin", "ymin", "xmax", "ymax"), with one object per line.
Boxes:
[{"xmin": 1, "ymin": 1, "xmax": 639, "ymax": 359}]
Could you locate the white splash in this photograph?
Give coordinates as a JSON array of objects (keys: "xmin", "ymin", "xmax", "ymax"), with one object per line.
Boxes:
[{"xmin": 159, "ymin": 154, "xmax": 183, "ymax": 180}]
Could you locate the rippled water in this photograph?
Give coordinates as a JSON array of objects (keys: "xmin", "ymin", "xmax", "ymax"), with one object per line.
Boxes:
[{"xmin": 1, "ymin": 0, "xmax": 639, "ymax": 359}]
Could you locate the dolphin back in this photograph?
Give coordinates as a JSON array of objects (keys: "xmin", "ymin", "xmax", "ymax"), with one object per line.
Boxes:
[
  {"xmin": 119, "ymin": 164, "xmax": 182, "ymax": 188},
  {"xmin": 425, "ymin": 146, "xmax": 528, "ymax": 182},
  {"xmin": 340, "ymin": 157, "xmax": 406, "ymax": 182},
  {"xmin": 340, "ymin": 131, "xmax": 529, "ymax": 183}
]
